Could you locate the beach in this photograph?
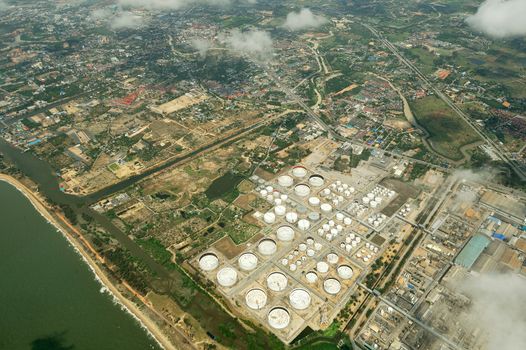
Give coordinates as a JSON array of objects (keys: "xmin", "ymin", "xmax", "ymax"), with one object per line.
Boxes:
[{"xmin": 0, "ymin": 174, "xmax": 176, "ymax": 350}]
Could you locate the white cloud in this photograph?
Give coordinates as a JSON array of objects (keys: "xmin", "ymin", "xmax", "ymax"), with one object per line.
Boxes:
[
  {"xmin": 457, "ymin": 273, "xmax": 526, "ymax": 350},
  {"xmin": 466, "ymin": 0, "xmax": 526, "ymax": 38},
  {"xmin": 110, "ymin": 11, "xmax": 144, "ymax": 30},
  {"xmin": 191, "ymin": 38, "xmax": 211, "ymax": 57},
  {"xmin": 283, "ymin": 8, "xmax": 327, "ymax": 31},
  {"xmin": 223, "ymin": 29, "xmax": 273, "ymax": 59}
]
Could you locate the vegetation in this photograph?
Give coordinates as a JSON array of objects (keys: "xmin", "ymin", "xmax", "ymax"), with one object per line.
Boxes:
[{"xmin": 410, "ymin": 96, "xmax": 481, "ymax": 160}]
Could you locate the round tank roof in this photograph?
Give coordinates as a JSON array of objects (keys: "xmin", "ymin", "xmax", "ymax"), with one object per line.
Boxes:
[
  {"xmin": 258, "ymin": 239, "xmax": 277, "ymax": 256},
  {"xmin": 278, "ymin": 175, "xmax": 294, "ymax": 187},
  {"xmin": 289, "ymin": 288, "xmax": 312, "ymax": 310},
  {"xmin": 316, "ymin": 261, "xmax": 329, "ymax": 273},
  {"xmin": 277, "ymin": 225, "xmax": 295, "ymax": 241},
  {"xmin": 263, "ymin": 212, "xmax": 276, "ymax": 224},
  {"xmin": 238, "ymin": 253, "xmax": 258, "ymax": 271},
  {"xmin": 308, "ymin": 175, "xmax": 325, "ymax": 187},
  {"xmin": 292, "ymin": 166, "xmax": 307, "ymax": 178},
  {"xmin": 308, "ymin": 196, "xmax": 321, "ymax": 206},
  {"xmin": 308, "ymin": 212, "xmax": 320, "ymax": 221},
  {"xmin": 294, "ymin": 184, "xmax": 311, "ymax": 197},
  {"xmin": 285, "ymin": 211, "xmax": 298, "ymax": 223},
  {"xmin": 274, "ymin": 205, "xmax": 287, "ymax": 216},
  {"xmin": 320, "ymin": 203, "xmax": 333, "ymax": 212},
  {"xmin": 297, "ymin": 219, "xmax": 311, "ymax": 231},
  {"xmin": 337, "ymin": 265, "xmax": 354, "ymax": 280},
  {"xmin": 305, "ymin": 271, "xmax": 318, "ymax": 284},
  {"xmin": 216, "ymin": 267, "xmax": 238, "ymax": 287},
  {"xmin": 245, "ymin": 288, "xmax": 267, "ymax": 310},
  {"xmin": 268, "ymin": 307, "xmax": 291, "ymax": 329},
  {"xmin": 267, "ymin": 271, "xmax": 288, "ymax": 292},
  {"xmin": 199, "ymin": 253, "xmax": 219, "ymax": 272},
  {"xmin": 327, "ymin": 253, "xmax": 339, "ymax": 265},
  {"xmin": 323, "ymin": 278, "xmax": 342, "ymax": 295}
]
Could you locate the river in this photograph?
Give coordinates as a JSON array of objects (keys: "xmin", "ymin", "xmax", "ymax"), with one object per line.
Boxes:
[{"xmin": 0, "ymin": 181, "xmax": 161, "ymax": 350}]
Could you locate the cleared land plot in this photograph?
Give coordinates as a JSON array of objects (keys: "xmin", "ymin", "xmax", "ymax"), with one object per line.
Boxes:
[
  {"xmin": 381, "ymin": 178, "xmax": 420, "ymax": 217},
  {"xmin": 410, "ymin": 96, "xmax": 481, "ymax": 160}
]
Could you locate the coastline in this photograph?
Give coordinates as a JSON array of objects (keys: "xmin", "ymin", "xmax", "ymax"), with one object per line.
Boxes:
[{"xmin": 0, "ymin": 174, "xmax": 176, "ymax": 350}]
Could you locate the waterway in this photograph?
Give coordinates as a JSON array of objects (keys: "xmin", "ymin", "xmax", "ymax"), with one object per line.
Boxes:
[{"xmin": 0, "ymin": 181, "xmax": 161, "ymax": 350}]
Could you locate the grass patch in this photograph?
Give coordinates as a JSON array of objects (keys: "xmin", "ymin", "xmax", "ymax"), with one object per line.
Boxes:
[{"xmin": 410, "ymin": 96, "xmax": 481, "ymax": 160}]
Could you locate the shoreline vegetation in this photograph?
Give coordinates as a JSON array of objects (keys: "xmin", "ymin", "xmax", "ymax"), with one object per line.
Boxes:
[{"xmin": 0, "ymin": 174, "xmax": 177, "ymax": 350}]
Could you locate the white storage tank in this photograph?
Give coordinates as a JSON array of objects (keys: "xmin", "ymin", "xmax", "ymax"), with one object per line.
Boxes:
[
  {"xmin": 308, "ymin": 175, "xmax": 325, "ymax": 187},
  {"xmin": 323, "ymin": 278, "xmax": 342, "ymax": 295},
  {"xmin": 308, "ymin": 196, "xmax": 321, "ymax": 206},
  {"xmin": 245, "ymin": 288, "xmax": 267, "ymax": 310},
  {"xmin": 294, "ymin": 184, "xmax": 311, "ymax": 197},
  {"xmin": 267, "ymin": 272, "xmax": 288, "ymax": 292},
  {"xmin": 277, "ymin": 226, "xmax": 295, "ymax": 241},
  {"xmin": 278, "ymin": 175, "xmax": 294, "ymax": 187},
  {"xmin": 292, "ymin": 166, "xmax": 307, "ymax": 178},
  {"xmin": 289, "ymin": 288, "xmax": 312, "ymax": 310},
  {"xmin": 268, "ymin": 307, "xmax": 291, "ymax": 329},
  {"xmin": 258, "ymin": 239, "xmax": 277, "ymax": 256},
  {"xmin": 297, "ymin": 219, "xmax": 311, "ymax": 231},
  {"xmin": 216, "ymin": 267, "xmax": 238, "ymax": 287},
  {"xmin": 337, "ymin": 265, "xmax": 354, "ymax": 280},
  {"xmin": 327, "ymin": 253, "xmax": 339, "ymax": 265},
  {"xmin": 320, "ymin": 203, "xmax": 333, "ymax": 213},
  {"xmin": 199, "ymin": 253, "xmax": 219, "ymax": 271},
  {"xmin": 285, "ymin": 211, "xmax": 298, "ymax": 224},
  {"xmin": 274, "ymin": 205, "xmax": 287, "ymax": 216},
  {"xmin": 316, "ymin": 261, "xmax": 329, "ymax": 273},
  {"xmin": 263, "ymin": 212, "xmax": 276, "ymax": 224},
  {"xmin": 305, "ymin": 271, "xmax": 318, "ymax": 284},
  {"xmin": 238, "ymin": 253, "xmax": 258, "ymax": 271}
]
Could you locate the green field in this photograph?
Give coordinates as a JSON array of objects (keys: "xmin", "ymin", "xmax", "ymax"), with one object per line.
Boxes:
[{"xmin": 410, "ymin": 96, "xmax": 481, "ymax": 160}]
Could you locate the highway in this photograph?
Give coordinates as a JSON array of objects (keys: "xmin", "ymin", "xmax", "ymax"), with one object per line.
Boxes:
[{"xmin": 360, "ymin": 23, "xmax": 526, "ymax": 181}]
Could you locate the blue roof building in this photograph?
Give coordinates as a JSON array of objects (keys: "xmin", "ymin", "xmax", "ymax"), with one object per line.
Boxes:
[{"xmin": 455, "ymin": 234, "xmax": 491, "ymax": 269}]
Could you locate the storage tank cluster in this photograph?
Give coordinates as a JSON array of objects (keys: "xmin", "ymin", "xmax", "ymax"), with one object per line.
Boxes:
[
  {"xmin": 362, "ymin": 185, "xmax": 396, "ymax": 210},
  {"xmin": 320, "ymin": 181, "xmax": 355, "ymax": 208},
  {"xmin": 281, "ymin": 237, "xmax": 323, "ymax": 272},
  {"xmin": 367, "ymin": 213, "xmax": 388, "ymax": 228},
  {"xmin": 341, "ymin": 232, "xmax": 361, "ymax": 253},
  {"xmin": 399, "ymin": 203, "xmax": 411, "ymax": 217},
  {"xmin": 316, "ymin": 213, "xmax": 352, "ymax": 242},
  {"xmin": 348, "ymin": 201, "xmax": 367, "ymax": 217},
  {"xmin": 356, "ymin": 244, "xmax": 378, "ymax": 264}
]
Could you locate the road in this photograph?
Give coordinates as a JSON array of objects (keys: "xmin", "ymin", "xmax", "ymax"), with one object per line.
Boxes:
[{"xmin": 360, "ymin": 22, "xmax": 526, "ymax": 181}]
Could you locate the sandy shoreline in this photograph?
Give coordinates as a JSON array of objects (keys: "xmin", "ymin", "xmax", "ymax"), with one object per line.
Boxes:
[{"xmin": 0, "ymin": 174, "xmax": 176, "ymax": 350}]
